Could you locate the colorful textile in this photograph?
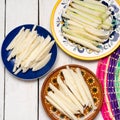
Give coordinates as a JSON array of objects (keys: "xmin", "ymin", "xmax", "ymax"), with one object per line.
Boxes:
[{"xmin": 97, "ymin": 47, "xmax": 120, "ymax": 120}]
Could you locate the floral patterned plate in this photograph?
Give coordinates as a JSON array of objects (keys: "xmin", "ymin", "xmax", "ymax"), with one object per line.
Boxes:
[
  {"xmin": 50, "ymin": 0, "xmax": 120, "ymax": 60},
  {"xmin": 41, "ymin": 64, "xmax": 103, "ymax": 120}
]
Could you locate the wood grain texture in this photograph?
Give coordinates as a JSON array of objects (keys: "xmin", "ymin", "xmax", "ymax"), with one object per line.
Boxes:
[
  {"xmin": 4, "ymin": 0, "xmax": 38, "ymax": 120},
  {"xmin": 0, "ymin": 0, "xmax": 5, "ymax": 120}
]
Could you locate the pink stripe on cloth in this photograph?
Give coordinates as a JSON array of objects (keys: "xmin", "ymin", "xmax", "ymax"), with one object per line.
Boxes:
[{"xmin": 96, "ymin": 57, "xmax": 114, "ymax": 120}]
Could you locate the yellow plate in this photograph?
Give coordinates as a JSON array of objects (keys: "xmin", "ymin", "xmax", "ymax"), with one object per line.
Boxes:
[{"xmin": 50, "ymin": 0, "xmax": 120, "ymax": 60}]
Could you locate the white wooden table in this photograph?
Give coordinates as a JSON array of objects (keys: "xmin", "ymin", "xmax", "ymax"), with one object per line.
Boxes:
[{"xmin": 0, "ymin": 0, "xmax": 103, "ymax": 120}]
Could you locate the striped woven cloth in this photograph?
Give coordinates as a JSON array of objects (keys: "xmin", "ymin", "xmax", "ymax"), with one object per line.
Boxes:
[{"xmin": 97, "ymin": 47, "xmax": 120, "ymax": 120}]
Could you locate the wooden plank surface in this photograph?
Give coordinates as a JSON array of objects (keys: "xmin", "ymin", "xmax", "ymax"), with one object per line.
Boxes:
[
  {"xmin": 4, "ymin": 0, "xmax": 38, "ymax": 120},
  {"xmin": 0, "ymin": 0, "xmax": 5, "ymax": 120}
]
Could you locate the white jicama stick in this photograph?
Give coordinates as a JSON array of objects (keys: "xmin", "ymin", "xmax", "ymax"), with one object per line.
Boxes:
[
  {"xmin": 70, "ymin": 2, "xmax": 102, "ymax": 17},
  {"xmin": 35, "ymin": 41, "xmax": 54, "ymax": 62},
  {"xmin": 67, "ymin": 6, "xmax": 102, "ymax": 24},
  {"xmin": 53, "ymin": 92, "xmax": 79, "ymax": 114},
  {"xmin": 16, "ymin": 37, "xmax": 41, "ymax": 66},
  {"xmin": 72, "ymin": 0, "xmax": 106, "ymax": 13},
  {"xmin": 62, "ymin": 32, "xmax": 100, "ymax": 52},
  {"xmin": 76, "ymin": 68, "xmax": 96, "ymax": 109},
  {"xmin": 7, "ymin": 29, "xmax": 31, "ymax": 61},
  {"xmin": 62, "ymin": 69, "xmax": 85, "ymax": 106},
  {"xmin": 57, "ymin": 75, "xmax": 84, "ymax": 113},
  {"xmin": 15, "ymin": 30, "xmax": 38, "ymax": 56},
  {"xmin": 6, "ymin": 27, "xmax": 25, "ymax": 50},
  {"xmin": 84, "ymin": 26, "xmax": 109, "ymax": 38},
  {"xmin": 24, "ymin": 35, "xmax": 51, "ymax": 67},
  {"xmin": 66, "ymin": 10, "xmax": 99, "ymax": 28},
  {"xmin": 62, "ymin": 26, "xmax": 102, "ymax": 46},
  {"xmin": 45, "ymin": 96, "xmax": 67, "ymax": 115},
  {"xmin": 7, "ymin": 31, "xmax": 27, "ymax": 61},
  {"xmin": 14, "ymin": 67, "xmax": 22, "ymax": 75},
  {"xmin": 32, "ymin": 53, "xmax": 51, "ymax": 71},
  {"xmin": 67, "ymin": 20, "xmax": 83, "ymax": 29},
  {"xmin": 84, "ymin": 0, "xmax": 106, "ymax": 7},
  {"xmin": 47, "ymin": 91, "xmax": 79, "ymax": 120},
  {"xmin": 66, "ymin": 25, "xmax": 103, "ymax": 43},
  {"xmin": 61, "ymin": 69, "xmax": 78, "ymax": 92},
  {"xmin": 66, "ymin": 66, "xmax": 90, "ymax": 106},
  {"xmin": 49, "ymin": 83, "xmax": 80, "ymax": 113}
]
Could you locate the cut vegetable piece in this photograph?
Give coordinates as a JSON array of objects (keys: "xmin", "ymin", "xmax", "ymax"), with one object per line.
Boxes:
[
  {"xmin": 32, "ymin": 53, "xmax": 51, "ymax": 71},
  {"xmin": 6, "ymin": 27, "xmax": 25, "ymax": 50},
  {"xmin": 84, "ymin": 0, "xmax": 106, "ymax": 7},
  {"xmin": 16, "ymin": 37, "xmax": 41, "ymax": 66},
  {"xmin": 35, "ymin": 41, "xmax": 54, "ymax": 62},
  {"xmin": 103, "ymin": 17, "xmax": 112, "ymax": 27},
  {"xmin": 66, "ymin": 10, "xmax": 99, "ymax": 28},
  {"xmin": 76, "ymin": 68, "xmax": 96, "ymax": 109},
  {"xmin": 62, "ymin": 32, "xmax": 100, "ymax": 52},
  {"xmin": 47, "ymin": 91, "xmax": 79, "ymax": 120},
  {"xmin": 24, "ymin": 35, "xmax": 51, "ymax": 67},
  {"xmin": 7, "ymin": 29, "xmax": 30, "ymax": 61},
  {"xmin": 62, "ymin": 26, "xmax": 103, "ymax": 44},
  {"xmin": 66, "ymin": 25, "xmax": 103, "ymax": 43},
  {"xmin": 49, "ymin": 83, "xmax": 80, "ymax": 112},
  {"xmin": 67, "ymin": 20, "xmax": 83, "ymax": 29},
  {"xmin": 72, "ymin": 0, "xmax": 107, "ymax": 13},
  {"xmin": 70, "ymin": 2, "xmax": 102, "ymax": 17},
  {"xmin": 62, "ymin": 69, "xmax": 85, "ymax": 106},
  {"xmin": 66, "ymin": 66, "xmax": 90, "ymax": 106},
  {"xmin": 45, "ymin": 96, "xmax": 66, "ymax": 115},
  {"xmin": 84, "ymin": 26, "xmax": 109, "ymax": 38},
  {"xmin": 57, "ymin": 75, "xmax": 84, "ymax": 113},
  {"xmin": 67, "ymin": 6, "xmax": 102, "ymax": 24}
]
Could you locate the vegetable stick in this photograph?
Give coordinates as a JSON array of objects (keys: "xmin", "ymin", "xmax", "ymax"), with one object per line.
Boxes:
[
  {"xmin": 7, "ymin": 31, "xmax": 27, "ymax": 61},
  {"xmin": 72, "ymin": 0, "xmax": 106, "ymax": 13},
  {"xmin": 84, "ymin": 0, "xmax": 106, "ymax": 7},
  {"xmin": 62, "ymin": 26, "xmax": 101, "ymax": 46},
  {"xmin": 84, "ymin": 26, "xmax": 109, "ymax": 38},
  {"xmin": 76, "ymin": 68, "xmax": 96, "ymax": 109},
  {"xmin": 45, "ymin": 96, "xmax": 67, "ymax": 115},
  {"xmin": 57, "ymin": 75, "xmax": 84, "ymax": 113},
  {"xmin": 6, "ymin": 27, "xmax": 25, "ymax": 50},
  {"xmin": 47, "ymin": 91, "xmax": 79, "ymax": 120},
  {"xmin": 16, "ymin": 37, "xmax": 41, "ymax": 67},
  {"xmin": 66, "ymin": 25, "xmax": 103, "ymax": 43},
  {"xmin": 49, "ymin": 83, "xmax": 80, "ymax": 113},
  {"xmin": 14, "ymin": 67, "xmax": 22, "ymax": 75},
  {"xmin": 66, "ymin": 66, "xmax": 90, "ymax": 106},
  {"xmin": 66, "ymin": 10, "xmax": 99, "ymax": 28},
  {"xmin": 35, "ymin": 41, "xmax": 54, "ymax": 62},
  {"xmin": 67, "ymin": 20, "xmax": 83, "ymax": 29},
  {"xmin": 67, "ymin": 6, "xmax": 102, "ymax": 24},
  {"xmin": 32, "ymin": 53, "xmax": 51, "ymax": 71},
  {"xmin": 54, "ymin": 92, "xmax": 79, "ymax": 114},
  {"xmin": 7, "ymin": 29, "xmax": 31, "ymax": 61},
  {"xmin": 24, "ymin": 35, "xmax": 51, "ymax": 68},
  {"xmin": 70, "ymin": 2, "xmax": 102, "ymax": 17},
  {"xmin": 62, "ymin": 32, "xmax": 100, "ymax": 52},
  {"xmin": 62, "ymin": 12, "xmax": 97, "ymax": 29}
]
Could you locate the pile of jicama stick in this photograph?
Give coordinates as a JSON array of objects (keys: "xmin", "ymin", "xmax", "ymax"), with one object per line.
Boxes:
[
  {"xmin": 6, "ymin": 25, "xmax": 54, "ymax": 74},
  {"xmin": 45, "ymin": 66, "xmax": 96, "ymax": 120},
  {"xmin": 61, "ymin": 0, "xmax": 113, "ymax": 52}
]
